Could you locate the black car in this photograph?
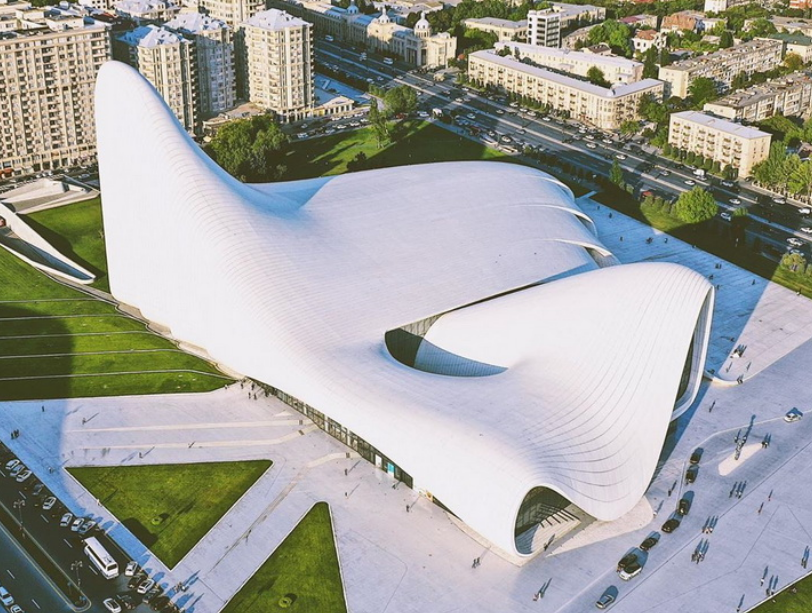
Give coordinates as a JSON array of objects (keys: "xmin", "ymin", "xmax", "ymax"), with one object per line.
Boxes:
[
  {"xmin": 690, "ymin": 449, "xmax": 702, "ymax": 465},
  {"xmin": 662, "ymin": 517, "xmax": 681, "ymax": 533},
  {"xmin": 127, "ymin": 574, "xmax": 144, "ymax": 590},
  {"xmin": 150, "ymin": 596, "xmax": 170, "ymax": 612},
  {"xmin": 595, "ymin": 589, "xmax": 616, "ymax": 609},
  {"xmin": 617, "ymin": 551, "xmax": 639, "ymax": 571},
  {"xmin": 686, "ymin": 465, "xmax": 699, "ymax": 484},
  {"xmin": 640, "ymin": 532, "xmax": 660, "ymax": 551},
  {"xmin": 678, "ymin": 496, "xmax": 692, "ymax": 516}
]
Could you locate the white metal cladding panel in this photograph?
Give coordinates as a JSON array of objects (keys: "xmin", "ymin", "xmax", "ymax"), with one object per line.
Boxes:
[{"xmin": 96, "ymin": 61, "xmax": 713, "ymax": 556}]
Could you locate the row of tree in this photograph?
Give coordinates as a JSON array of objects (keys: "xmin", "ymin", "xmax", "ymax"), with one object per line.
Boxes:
[
  {"xmin": 206, "ymin": 115, "xmax": 288, "ymax": 183},
  {"xmin": 661, "ymin": 144, "xmax": 738, "ymax": 180},
  {"xmin": 751, "ymin": 143, "xmax": 812, "ymax": 202}
]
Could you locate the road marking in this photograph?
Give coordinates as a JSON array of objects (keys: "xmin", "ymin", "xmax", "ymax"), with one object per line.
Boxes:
[
  {"xmin": 31, "ymin": 598, "xmax": 40, "ymax": 609},
  {"xmin": 63, "ymin": 538, "xmax": 73, "ymax": 548},
  {"xmin": 88, "ymin": 565, "xmax": 99, "ymax": 575},
  {"xmin": 40, "ymin": 514, "xmax": 48, "ymax": 523},
  {"xmin": 19, "ymin": 492, "xmax": 27, "ymax": 500},
  {"xmin": 6, "ymin": 570, "xmax": 14, "ymax": 579}
]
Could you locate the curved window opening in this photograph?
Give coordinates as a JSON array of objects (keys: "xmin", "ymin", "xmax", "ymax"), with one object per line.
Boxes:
[{"xmin": 514, "ymin": 487, "xmax": 584, "ymax": 555}]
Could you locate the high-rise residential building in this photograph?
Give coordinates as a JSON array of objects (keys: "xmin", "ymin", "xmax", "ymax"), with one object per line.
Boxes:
[
  {"xmin": 468, "ymin": 49, "xmax": 663, "ymax": 131},
  {"xmin": 199, "ymin": 0, "xmax": 263, "ymax": 28},
  {"xmin": 658, "ymin": 39, "xmax": 783, "ymax": 98},
  {"xmin": 240, "ymin": 8, "xmax": 313, "ymax": 121},
  {"xmin": 114, "ymin": 25, "xmax": 199, "ymax": 134},
  {"xmin": 166, "ymin": 13, "xmax": 236, "ymax": 117},
  {"xmin": 115, "ymin": 0, "xmax": 180, "ymax": 24},
  {"xmin": 668, "ymin": 111, "xmax": 771, "ymax": 178},
  {"xmin": 527, "ymin": 9, "xmax": 561, "ymax": 48},
  {"xmin": 0, "ymin": 2, "xmax": 111, "ymax": 177}
]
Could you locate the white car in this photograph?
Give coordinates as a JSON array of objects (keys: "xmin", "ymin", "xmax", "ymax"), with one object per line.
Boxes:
[
  {"xmin": 787, "ymin": 237, "xmax": 803, "ymax": 247},
  {"xmin": 417, "ymin": 111, "xmax": 429, "ymax": 118},
  {"xmin": 799, "ymin": 207, "xmax": 812, "ymax": 215},
  {"xmin": 466, "ymin": 113, "xmax": 475, "ymax": 120},
  {"xmin": 4, "ymin": 459, "xmax": 19, "ymax": 472},
  {"xmin": 684, "ymin": 179, "xmax": 696, "ymax": 186},
  {"xmin": 585, "ymin": 142, "xmax": 597, "ymax": 149},
  {"xmin": 125, "ymin": 561, "xmax": 139, "ymax": 577},
  {"xmin": 773, "ymin": 197, "xmax": 786, "ymax": 204},
  {"xmin": 15, "ymin": 469, "xmax": 31, "ymax": 483},
  {"xmin": 60, "ymin": 512, "xmax": 74, "ymax": 527},
  {"xmin": 801, "ymin": 227, "xmax": 812, "ymax": 234},
  {"xmin": 603, "ymin": 138, "xmax": 613, "ymax": 145},
  {"xmin": 0, "ymin": 586, "xmax": 14, "ymax": 607},
  {"xmin": 137, "ymin": 579, "xmax": 155, "ymax": 595},
  {"xmin": 495, "ymin": 109, "xmax": 504, "ymax": 115},
  {"xmin": 721, "ymin": 180, "xmax": 735, "ymax": 188},
  {"xmin": 71, "ymin": 517, "xmax": 84, "ymax": 532},
  {"xmin": 103, "ymin": 598, "xmax": 122, "ymax": 613},
  {"xmin": 541, "ymin": 116, "xmax": 551, "ymax": 122},
  {"xmin": 42, "ymin": 497, "xmax": 56, "ymax": 511},
  {"xmin": 615, "ymin": 154, "xmax": 627, "ymax": 160},
  {"xmin": 784, "ymin": 408, "xmax": 804, "ymax": 422},
  {"xmin": 660, "ymin": 170, "xmax": 670, "ymax": 177},
  {"xmin": 720, "ymin": 211, "xmax": 732, "ymax": 222},
  {"xmin": 9, "ymin": 605, "xmax": 23, "ymax": 613},
  {"xmin": 729, "ymin": 198, "xmax": 741, "ymax": 205}
]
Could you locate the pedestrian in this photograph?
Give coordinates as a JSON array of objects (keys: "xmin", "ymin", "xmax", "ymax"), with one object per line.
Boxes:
[
  {"xmin": 665, "ymin": 237, "xmax": 669, "ymax": 243},
  {"xmin": 752, "ymin": 279, "xmax": 755, "ymax": 285},
  {"xmin": 41, "ymin": 405, "xmax": 44, "ymax": 412},
  {"xmin": 620, "ymin": 236, "xmax": 623, "ymax": 242},
  {"xmin": 761, "ymin": 577, "xmax": 765, "ymax": 587},
  {"xmin": 768, "ymin": 490, "xmax": 773, "ymax": 502},
  {"xmin": 406, "ymin": 504, "xmax": 410, "ymax": 513},
  {"xmin": 758, "ymin": 503, "xmax": 764, "ymax": 514}
]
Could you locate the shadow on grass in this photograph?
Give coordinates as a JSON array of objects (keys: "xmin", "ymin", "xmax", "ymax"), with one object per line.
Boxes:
[{"xmin": 122, "ymin": 517, "xmax": 158, "ymax": 549}]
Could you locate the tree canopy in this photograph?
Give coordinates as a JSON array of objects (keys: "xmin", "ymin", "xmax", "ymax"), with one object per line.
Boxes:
[
  {"xmin": 674, "ymin": 186, "xmax": 719, "ymax": 224},
  {"xmin": 687, "ymin": 77, "xmax": 718, "ymax": 108},
  {"xmin": 383, "ymin": 85, "xmax": 418, "ymax": 117},
  {"xmin": 587, "ymin": 20, "xmax": 633, "ymax": 57},
  {"xmin": 586, "ymin": 66, "xmax": 611, "ymax": 88},
  {"xmin": 206, "ymin": 115, "xmax": 288, "ymax": 183}
]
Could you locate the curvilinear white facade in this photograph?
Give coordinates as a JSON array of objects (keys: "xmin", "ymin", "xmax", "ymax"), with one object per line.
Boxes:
[{"xmin": 95, "ymin": 61, "xmax": 714, "ymax": 559}]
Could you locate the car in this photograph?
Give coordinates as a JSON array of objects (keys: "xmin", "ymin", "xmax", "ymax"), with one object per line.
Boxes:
[
  {"xmin": 9, "ymin": 463, "xmax": 25, "ymax": 477},
  {"xmin": 684, "ymin": 179, "xmax": 696, "ymax": 186},
  {"xmin": 660, "ymin": 170, "xmax": 670, "ymax": 177},
  {"xmin": 787, "ymin": 237, "xmax": 804, "ymax": 247},
  {"xmin": 690, "ymin": 448, "xmax": 702, "ymax": 464},
  {"xmin": 662, "ymin": 517, "xmax": 681, "ymax": 532},
  {"xmin": 78, "ymin": 519, "xmax": 97, "ymax": 535},
  {"xmin": 127, "ymin": 574, "xmax": 143, "ymax": 590},
  {"xmin": 729, "ymin": 198, "xmax": 741, "ymax": 205},
  {"xmin": 615, "ymin": 154, "xmax": 627, "ymax": 160},
  {"xmin": 509, "ymin": 101, "xmax": 518, "ymax": 108},
  {"xmin": 541, "ymin": 116, "xmax": 551, "ymax": 121},
  {"xmin": 151, "ymin": 596, "xmax": 170, "ymax": 611},
  {"xmin": 721, "ymin": 180, "xmax": 735, "ymax": 188},
  {"xmin": 9, "ymin": 605, "xmax": 24, "ymax": 613},
  {"xmin": 586, "ymin": 142, "xmax": 597, "ymax": 149},
  {"xmin": 125, "ymin": 561, "xmax": 139, "ymax": 577},
  {"xmin": 0, "ymin": 586, "xmax": 14, "ymax": 607},
  {"xmin": 799, "ymin": 207, "xmax": 812, "ymax": 215},
  {"xmin": 603, "ymin": 138, "xmax": 613, "ymax": 145},
  {"xmin": 618, "ymin": 560, "xmax": 643, "ymax": 581},
  {"xmin": 466, "ymin": 113, "xmax": 475, "ymax": 120},
  {"xmin": 785, "ymin": 408, "xmax": 804, "ymax": 422},
  {"xmin": 686, "ymin": 465, "xmax": 699, "ymax": 484},
  {"xmin": 595, "ymin": 589, "xmax": 615, "ymax": 609},
  {"xmin": 617, "ymin": 551, "xmax": 639, "ymax": 571},
  {"xmin": 417, "ymin": 111, "xmax": 429, "ymax": 118},
  {"xmin": 4, "ymin": 459, "xmax": 19, "ymax": 472},
  {"xmin": 103, "ymin": 598, "xmax": 122, "ymax": 613},
  {"xmin": 773, "ymin": 197, "xmax": 786, "ymax": 205},
  {"xmin": 71, "ymin": 517, "xmax": 84, "ymax": 532},
  {"xmin": 137, "ymin": 579, "xmax": 156, "ymax": 595},
  {"xmin": 117, "ymin": 593, "xmax": 138, "ymax": 610},
  {"xmin": 720, "ymin": 211, "xmax": 732, "ymax": 222},
  {"xmin": 801, "ymin": 227, "xmax": 812, "ymax": 234},
  {"xmin": 383, "ymin": 57, "xmax": 393, "ymax": 65},
  {"xmin": 641, "ymin": 533, "xmax": 660, "ymax": 551},
  {"xmin": 15, "ymin": 469, "xmax": 32, "ymax": 483},
  {"xmin": 678, "ymin": 496, "xmax": 692, "ymax": 516},
  {"xmin": 31, "ymin": 484, "xmax": 45, "ymax": 498},
  {"xmin": 584, "ymin": 134, "xmax": 594, "ymax": 140},
  {"xmin": 528, "ymin": 111, "xmax": 537, "ymax": 118},
  {"xmin": 42, "ymin": 496, "xmax": 56, "ymax": 511},
  {"xmin": 495, "ymin": 109, "xmax": 504, "ymax": 115}
]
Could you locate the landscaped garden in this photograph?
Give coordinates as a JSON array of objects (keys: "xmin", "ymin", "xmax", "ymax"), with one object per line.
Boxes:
[
  {"xmin": 222, "ymin": 502, "xmax": 346, "ymax": 613},
  {"xmin": 69, "ymin": 461, "xmax": 272, "ymax": 568}
]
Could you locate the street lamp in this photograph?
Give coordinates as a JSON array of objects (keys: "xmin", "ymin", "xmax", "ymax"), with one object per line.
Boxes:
[
  {"xmin": 70, "ymin": 560, "xmax": 85, "ymax": 606},
  {"xmin": 12, "ymin": 499, "xmax": 25, "ymax": 530}
]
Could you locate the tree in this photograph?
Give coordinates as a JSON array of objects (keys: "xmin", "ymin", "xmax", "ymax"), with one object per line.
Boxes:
[
  {"xmin": 731, "ymin": 71, "xmax": 748, "ymax": 90},
  {"xmin": 638, "ymin": 93, "xmax": 668, "ymax": 125},
  {"xmin": 673, "ymin": 186, "xmax": 719, "ymax": 224},
  {"xmin": 206, "ymin": 115, "xmax": 288, "ymax": 183},
  {"xmin": 586, "ymin": 66, "xmax": 611, "ymax": 88},
  {"xmin": 369, "ymin": 98, "xmax": 390, "ymax": 148},
  {"xmin": 587, "ymin": 20, "xmax": 633, "ymax": 56},
  {"xmin": 610, "ymin": 158, "xmax": 624, "ymax": 186},
  {"xmin": 659, "ymin": 47, "xmax": 671, "ymax": 67},
  {"xmin": 688, "ymin": 77, "xmax": 718, "ymax": 108},
  {"xmin": 383, "ymin": 85, "xmax": 418, "ymax": 117},
  {"xmin": 746, "ymin": 17, "xmax": 777, "ymax": 39},
  {"xmin": 719, "ymin": 30, "xmax": 734, "ymax": 48},
  {"xmin": 788, "ymin": 160, "xmax": 812, "ymax": 202},
  {"xmin": 783, "ymin": 52, "xmax": 804, "ymax": 73},
  {"xmin": 620, "ymin": 120, "xmax": 639, "ymax": 137},
  {"xmin": 642, "ymin": 47, "xmax": 659, "ymax": 79}
]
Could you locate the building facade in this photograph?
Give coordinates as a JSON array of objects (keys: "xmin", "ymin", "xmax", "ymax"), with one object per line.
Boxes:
[
  {"xmin": 658, "ymin": 38, "xmax": 784, "ymax": 98},
  {"xmin": 114, "ymin": 0, "xmax": 180, "ymax": 24},
  {"xmin": 495, "ymin": 41, "xmax": 644, "ymax": 84},
  {"xmin": 0, "ymin": 4, "xmax": 111, "ymax": 176},
  {"xmin": 241, "ymin": 8, "xmax": 313, "ymax": 121},
  {"xmin": 198, "ymin": 0, "xmax": 263, "ymax": 28},
  {"xmin": 703, "ymin": 72, "xmax": 812, "ymax": 123},
  {"xmin": 668, "ymin": 110, "xmax": 771, "ymax": 177},
  {"xmin": 114, "ymin": 25, "xmax": 199, "ymax": 134},
  {"xmin": 632, "ymin": 29, "xmax": 666, "ymax": 54},
  {"xmin": 468, "ymin": 50, "xmax": 663, "ymax": 130},
  {"xmin": 549, "ymin": 2, "xmax": 605, "ymax": 29},
  {"xmin": 527, "ymin": 9, "xmax": 560, "ymax": 48},
  {"xmin": 166, "ymin": 13, "xmax": 236, "ymax": 117},
  {"xmin": 463, "ymin": 17, "xmax": 527, "ymax": 42}
]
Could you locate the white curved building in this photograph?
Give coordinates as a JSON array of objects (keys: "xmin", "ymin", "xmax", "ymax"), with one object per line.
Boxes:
[{"xmin": 95, "ymin": 61, "xmax": 714, "ymax": 559}]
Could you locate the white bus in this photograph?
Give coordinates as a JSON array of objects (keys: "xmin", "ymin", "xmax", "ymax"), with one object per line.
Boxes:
[{"xmin": 83, "ymin": 537, "xmax": 119, "ymax": 579}]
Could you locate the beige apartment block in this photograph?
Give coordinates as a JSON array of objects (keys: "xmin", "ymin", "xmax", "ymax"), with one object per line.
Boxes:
[
  {"xmin": 658, "ymin": 38, "xmax": 783, "ymax": 98},
  {"xmin": 703, "ymin": 71, "xmax": 812, "ymax": 123},
  {"xmin": 527, "ymin": 8, "xmax": 560, "ymax": 47},
  {"xmin": 166, "ymin": 13, "xmax": 236, "ymax": 117},
  {"xmin": 668, "ymin": 110, "xmax": 771, "ymax": 177},
  {"xmin": 0, "ymin": 3, "xmax": 111, "ymax": 176},
  {"xmin": 241, "ymin": 9, "xmax": 313, "ymax": 121},
  {"xmin": 468, "ymin": 50, "xmax": 663, "ymax": 130},
  {"xmin": 114, "ymin": 25, "xmax": 199, "ymax": 134},
  {"xmin": 495, "ymin": 41, "xmax": 644, "ymax": 84},
  {"xmin": 463, "ymin": 17, "xmax": 527, "ymax": 42},
  {"xmin": 198, "ymin": 0, "xmax": 263, "ymax": 28}
]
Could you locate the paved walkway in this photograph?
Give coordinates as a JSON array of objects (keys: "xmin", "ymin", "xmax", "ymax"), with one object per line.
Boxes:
[{"xmin": 2, "ymin": 199, "xmax": 812, "ymax": 613}]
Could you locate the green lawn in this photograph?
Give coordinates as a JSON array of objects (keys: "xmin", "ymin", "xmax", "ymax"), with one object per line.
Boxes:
[
  {"xmin": 222, "ymin": 502, "xmax": 346, "ymax": 613},
  {"xmin": 69, "ymin": 461, "xmax": 272, "ymax": 568},
  {"xmin": 753, "ymin": 581, "xmax": 812, "ymax": 613},
  {"xmin": 26, "ymin": 197, "xmax": 110, "ymax": 292}
]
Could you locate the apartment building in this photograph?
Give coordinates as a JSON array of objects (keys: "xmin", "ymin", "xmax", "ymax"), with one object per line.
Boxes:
[
  {"xmin": 166, "ymin": 13, "xmax": 236, "ymax": 117},
  {"xmin": 668, "ymin": 110, "xmax": 771, "ymax": 177},
  {"xmin": 768, "ymin": 33, "xmax": 812, "ymax": 64},
  {"xmin": 704, "ymin": 0, "xmax": 748, "ymax": 14},
  {"xmin": 549, "ymin": 2, "xmax": 605, "ymax": 29},
  {"xmin": 527, "ymin": 9, "xmax": 560, "ymax": 48},
  {"xmin": 198, "ymin": 0, "xmax": 263, "ymax": 28},
  {"xmin": 0, "ymin": 3, "xmax": 111, "ymax": 176},
  {"xmin": 468, "ymin": 49, "xmax": 663, "ymax": 130},
  {"xmin": 115, "ymin": 25, "xmax": 199, "ymax": 134},
  {"xmin": 495, "ymin": 41, "xmax": 644, "ymax": 84},
  {"xmin": 241, "ymin": 8, "xmax": 313, "ymax": 121},
  {"xmin": 463, "ymin": 17, "xmax": 527, "ymax": 42},
  {"xmin": 703, "ymin": 72, "xmax": 812, "ymax": 122},
  {"xmin": 658, "ymin": 38, "xmax": 784, "ymax": 98},
  {"xmin": 115, "ymin": 0, "xmax": 180, "ymax": 24}
]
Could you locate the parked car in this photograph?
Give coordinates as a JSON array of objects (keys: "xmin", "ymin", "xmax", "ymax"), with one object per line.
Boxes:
[
  {"xmin": 60, "ymin": 512, "xmax": 74, "ymax": 528},
  {"xmin": 0, "ymin": 585, "xmax": 14, "ymax": 607},
  {"xmin": 617, "ymin": 551, "xmax": 639, "ymax": 572},
  {"xmin": 618, "ymin": 560, "xmax": 643, "ymax": 581},
  {"xmin": 9, "ymin": 463, "xmax": 25, "ymax": 477},
  {"xmin": 799, "ymin": 207, "xmax": 812, "ymax": 215},
  {"xmin": 77, "ymin": 519, "xmax": 97, "ymax": 535},
  {"xmin": 802, "ymin": 227, "xmax": 812, "ymax": 234},
  {"xmin": 4, "ymin": 459, "xmax": 19, "ymax": 472},
  {"xmin": 103, "ymin": 598, "xmax": 122, "ymax": 613},
  {"xmin": 586, "ymin": 142, "xmax": 597, "ymax": 149},
  {"xmin": 729, "ymin": 198, "xmax": 741, "ymax": 205},
  {"xmin": 640, "ymin": 532, "xmax": 660, "ymax": 551},
  {"xmin": 70, "ymin": 517, "xmax": 84, "ymax": 532},
  {"xmin": 686, "ymin": 465, "xmax": 699, "ymax": 484},
  {"xmin": 662, "ymin": 517, "xmax": 681, "ymax": 533},
  {"xmin": 720, "ymin": 211, "xmax": 732, "ymax": 222},
  {"xmin": 125, "ymin": 561, "xmax": 139, "ymax": 577},
  {"xmin": 595, "ymin": 589, "xmax": 615, "ymax": 609},
  {"xmin": 615, "ymin": 153, "xmax": 627, "ymax": 160},
  {"xmin": 678, "ymin": 496, "xmax": 692, "ymax": 516},
  {"xmin": 137, "ymin": 579, "xmax": 156, "ymax": 595},
  {"xmin": 788, "ymin": 237, "xmax": 804, "ymax": 247},
  {"xmin": 690, "ymin": 449, "xmax": 702, "ymax": 465},
  {"xmin": 15, "ymin": 469, "xmax": 32, "ymax": 483},
  {"xmin": 127, "ymin": 574, "xmax": 144, "ymax": 591},
  {"xmin": 784, "ymin": 408, "xmax": 804, "ymax": 422},
  {"xmin": 9, "ymin": 605, "xmax": 24, "ymax": 613},
  {"xmin": 42, "ymin": 497, "xmax": 56, "ymax": 511}
]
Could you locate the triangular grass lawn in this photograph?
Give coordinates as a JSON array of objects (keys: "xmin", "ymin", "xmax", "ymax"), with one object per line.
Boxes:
[
  {"xmin": 69, "ymin": 460, "xmax": 271, "ymax": 567},
  {"xmin": 223, "ymin": 502, "xmax": 347, "ymax": 613}
]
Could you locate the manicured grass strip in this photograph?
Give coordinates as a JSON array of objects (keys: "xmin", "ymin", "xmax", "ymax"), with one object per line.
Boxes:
[
  {"xmin": 26, "ymin": 197, "xmax": 110, "ymax": 292},
  {"xmin": 0, "ymin": 246, "xmax": 80, "ymax": 301},
  {"xmin": 69, "ymin": 461, "xmax": 272, "ymax": 568},
  {"xmin": 0, "ymin": 299, "xmax": 115, "ymax": 317},
  {"xmin": 223, "ymin": 502, "xmax": 346, "ymax": 613},
  {"xmin": 0, "ymin": 371, "xmax": 228, "ymax": 400},
  {"xmin": 753, "ymin": 578, "xmax": 812, "ymax": 613},
  {"xmin": 0, "ymin": 314, "xmax": 147, "ymax": 337},
  {"xmin": 0, "ymin": 331, "xmax": 173, "ymax": 356}
]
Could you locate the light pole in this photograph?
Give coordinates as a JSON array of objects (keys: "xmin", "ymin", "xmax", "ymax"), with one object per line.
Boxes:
[
  {"xmin": 70, "ymin": 560, "xmax": 85, "ymax": 605},
  {"xmin": 12, "ymin": 499, "xmax": 25, "ymax": 530}
]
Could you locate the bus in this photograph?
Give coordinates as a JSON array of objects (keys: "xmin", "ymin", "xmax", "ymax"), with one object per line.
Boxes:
[{"xmin": 83, "ymin": 536, "xmax": 119, "ymax": 579}]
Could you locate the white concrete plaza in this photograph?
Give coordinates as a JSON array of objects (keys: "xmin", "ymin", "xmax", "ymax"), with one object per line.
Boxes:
[{"xmin": 2, "ymin": 193, "xmax": 812, "ymax": 613}]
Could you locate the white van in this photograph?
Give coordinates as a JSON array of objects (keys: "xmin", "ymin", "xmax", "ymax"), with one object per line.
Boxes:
[{"xmin": 383, "ymin": 57, "xmax": 394, "ymax": 65}]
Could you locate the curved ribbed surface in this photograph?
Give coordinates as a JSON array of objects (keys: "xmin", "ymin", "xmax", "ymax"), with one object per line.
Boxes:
[{"xmin": 95, "ymin": 61, "xmax": 714, "ymax": 557}]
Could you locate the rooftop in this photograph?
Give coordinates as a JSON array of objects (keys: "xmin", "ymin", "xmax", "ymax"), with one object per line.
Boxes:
[
  {"xmin": 463, "ymin": 16, "xmax": 527, "ymax": 29},
  {"xmin": 244, "ymin": 8, "xmax": 310, "ymax": 30},
  {"xmin": 671, "ymin": 110, "xmax": 771, "ymax": 139},
  {"xmin": 704, "ymin": 71, "xmax": 812, "ymax": 110},
  {"xmin": 165, "ymin": 12, "xmax": 227, "ymax": 33},
  {"xmin": 495, "ymin": 41, "xmax": 643, "ymax": 70},
  {"xmin": 662, "ymin": 38, "xmax": 782, "ymax": 72},
  {"xmin": 768, "ymin": 31, "xmax": 812, "ymax": 46},
  {"xmin": 115, "ymin": 0, "xmax": 177, "ymax": 14},
  {"xmin": 117, "ymin": 23, "xmax": 185, "ymax": 47}
]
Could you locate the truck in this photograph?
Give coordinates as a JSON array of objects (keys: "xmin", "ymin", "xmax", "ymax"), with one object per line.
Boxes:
[{"xmin": 693, "ymin": 168, "xmax": 706, "ymax": 179}]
